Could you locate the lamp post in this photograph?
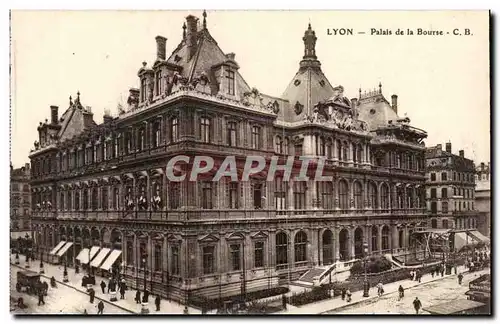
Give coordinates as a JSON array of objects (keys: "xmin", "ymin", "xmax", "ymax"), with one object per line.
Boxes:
[
  {"xmin": 63, "ymin": 259, "xmax": 69, "ymax": 282},
  {"xmin": 141, "ymin": 253, "xmax": 149, "ymax": 314},
  {"xmin": 39, "ymin": 250, "xmax": 44, "ymax": 274},
  {"xmin": 362, "ymin": 242, "xmax": 369, "ymax": 297},
  {"xmin": 25, "ymin": 249, "xmax": 31, "ymax": 269}
]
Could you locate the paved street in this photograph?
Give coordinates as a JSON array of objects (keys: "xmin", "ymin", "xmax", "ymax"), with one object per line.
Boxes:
[
  {"xmin": 10, "ymin": 254, "xmax": 203, "ymax": 315},
  {"xmin": 327, "ymin": 269, "xmax": 490, "ymax": 315}
]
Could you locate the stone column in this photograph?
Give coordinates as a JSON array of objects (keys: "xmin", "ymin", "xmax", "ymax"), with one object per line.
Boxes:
[
  {"xmin": 310, "ymin": 229, "xmax": 319, "ymax": 266},
  {"xmin": 349, "ymin": 227, "xmax": 355, "ymax": 260},
  {"xmin": 268, "ymin": 230, "xmax": 276, "ymax": 268},
  {"xmin": 288, "ymin": 230, "xmax": 295, "ymax": 270},
  {"xmin": 367, "ymin": 225, "xmax": 373, "ymax": 253},
  {"xmin": 287, "ymin": 180, "xmax": 294, "ymax": 210},
  {"xmin": 392, "ymin": 225, "xmax": 399, "ymax": 252},
  {"xmin": 377, "ymin": 226, "xmax": 383, "ymax": 253}
]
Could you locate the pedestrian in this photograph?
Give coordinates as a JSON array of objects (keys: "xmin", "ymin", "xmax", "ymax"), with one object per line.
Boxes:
[
  {"xmin": 120, "ymin": 285, "xmax": 126, "ymax": 299},
  {"xmin": 458, "ymin": 273, "xmax": 464, "ymax": 285},
  {"xmin": 89, "ymin": 288, "xmax": 95, "ymax": 304},
  {"xmin": 83, "ymin": 309, "xmax": 88, "ymax": 315},
  {"xmin": 431, "ymin": 268, "xmax": 434, "ymax": 278},
  {"xmin": 155, "ymin": 295, "xmax": 161, "ymax": 311},
  {"xmin": 416, "ymin": 271, "xmax": 421, "ymax": 283},
  {"xmin": 97, "ymin": 300, "xmax": 104, "ymax": 314},
  {"xmin": 183, "ymin": 306, "xmax": 189, "ymax": 314},
  {"xmin": 376, "ymin": 282, "xmax": 384, "ymax": 297},
  {"xmin": 75, "ymin": 264, "xmax": 80, "ymax": 274},
  {"xmin": 398, "ymin": 285, "xmax": 404, "ymax": 301},
  {"xmin": 135, "ymin": 290, "xmax": 141, "ymax": 304},
  {"xmin": 37, "ymin": 290, "xmax": 45, "ymax": 306},
  {"xmin": 100, "ymin": 280, "xmax": 106, "ymax": 294},
  {"xmin": 440, "ymin": 266, "xmax": 444, "ymax": 277},
  {"xmin": 413, "ymin": 297, "xmax": 422, "ymax": 314},
  {"xmin": 341, "ymin": 287, "xmax": 346, "ymax": 301},
  {"xmin": 346, "ymin": 289, "xmax": 352, "ymax": 303}
]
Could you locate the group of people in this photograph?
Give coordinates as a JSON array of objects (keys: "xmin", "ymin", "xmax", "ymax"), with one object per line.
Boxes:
[{"xmin": 410, "ymin": 269, "xmax": 424, "ymax": 282}]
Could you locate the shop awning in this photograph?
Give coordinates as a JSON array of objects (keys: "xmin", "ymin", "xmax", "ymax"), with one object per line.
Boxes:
[
  {"xmin": 423, "ymin": 299, "xmax": 485, "ymax": 314},
  {"xmin": 454, "ymin": 232, "xmax": 479, "ymax": 251},
  {"xmin": 49, "ymin": 241, "xmax": 67, "ymax": 255},
  {"xmin": 100, "ymin": 250, "xmax": 122, "ymax": 271},
  {"xmin": 56, "ymin": 242, "xmax": 74, "ymax": 257},
  {"xmin": 90, "ymin": 247, "xmax": 110, "ymax": 268},
  {"xmin": 77, "ymin": 246, "xmax": 101, "ymax": 263},
  {"xmin": 469, "ymin": 231, "xmax": 490, "ymax": 245}
]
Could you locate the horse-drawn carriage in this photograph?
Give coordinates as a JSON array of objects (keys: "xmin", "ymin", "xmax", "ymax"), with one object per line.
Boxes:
[{"xmin": 16, "ymin": 271, "xmax": 41, "ymax": 295}]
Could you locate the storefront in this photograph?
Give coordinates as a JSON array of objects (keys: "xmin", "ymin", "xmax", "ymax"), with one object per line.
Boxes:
[{"xmin": 466, "ymin": 274, "xmax": 490, "ymax": 313}]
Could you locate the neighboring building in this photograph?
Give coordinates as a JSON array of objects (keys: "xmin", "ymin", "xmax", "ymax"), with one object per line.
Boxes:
[
  {"xmin": 425, "ymin": 143, "xmax": 478, "ymax": 230},
  {"xmin": 475, "ymin": 162, "xmax": 490, "ymax": 237},
  {"xmin": 10, "ymin": 163, "xmax": 32, "ymax": 235},
  {"xmin": 29, "ymin": 12, "xmax": 428, "ymax": 302}
]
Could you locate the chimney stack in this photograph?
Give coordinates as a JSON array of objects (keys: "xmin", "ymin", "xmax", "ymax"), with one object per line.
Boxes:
[
  {"xmin": 155, "ymin": 35, "xmax": 167, "ymax": 60},
  {"xmin": 391, "ymin": 94, "xmax": 398, "ymax": 114},
  {"xmin": 50, "ymin": 105, "xmax": 59, "ymax": 124},
  {"xmin": 226, "ymin": 53, "xmax": 236, "ymax": 61},
  {"xmin": 459, "ymin": 150, "xmax": 464, "ymax": 158},
  {"xmin": 25, "ymin": 163, "xmax": 30, "ymax": 170},
  {"xmin": 351, "ymin": 98, "xmax": 358, "ymax": 108},
  {"xmin": 186, "ymin": 15, "xmax": 199, "ymax": 60},
  {"xmin": 446, "ymin": 142, "xmax": 452, "ymax": 153}
]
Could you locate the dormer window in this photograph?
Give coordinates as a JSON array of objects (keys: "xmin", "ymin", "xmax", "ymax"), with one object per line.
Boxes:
[
  {"xmin": 140, "ymin": 78, "xmax": 147, "ymax": 102},
  {"xmin": 155, "ymin": 70, "xmax": 163, "ymax": 96},
  {"xmin": 225, "ymin": 70, "xmax": 235, "ymax": 95}
]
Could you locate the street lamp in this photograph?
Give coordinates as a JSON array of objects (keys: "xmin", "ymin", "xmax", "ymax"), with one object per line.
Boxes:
[
  {"xmin": 39, "ymin": 250, "xmax": 44, "ymax": 274},
  {"xmin": 63, "ymin": 259, "xmax": 69, "ymax": 282},
  {"xmin": 362, "ymin": 241, "xmax": 369, "ymax": 297},
  {"xmin": 25, "ymin": 250, "xmax": 31, "ymax": 269},
  {"xmin": 141, "ymin": 253, "xmax": 149, "ymax": 314}
]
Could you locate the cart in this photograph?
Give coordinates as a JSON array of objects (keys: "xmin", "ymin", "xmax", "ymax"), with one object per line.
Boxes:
[{"xmin": 16, "ymin": 270, "xmax": 41, "ymax": 295}]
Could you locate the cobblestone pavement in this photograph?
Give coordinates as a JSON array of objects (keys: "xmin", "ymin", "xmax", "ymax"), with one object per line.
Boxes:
[{"xmin": 327, "ymin": 269, "xmax": 490, "ymax": 315}]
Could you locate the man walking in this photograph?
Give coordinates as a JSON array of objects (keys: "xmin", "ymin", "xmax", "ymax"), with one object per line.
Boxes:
[
  {"xmin": 341, "ymin": 287, "xmax": 346, "ymax": 301},
  {"xmin": 155, "ymin": 295, "xmax": 161, "ymax": 311},
  {"xmin": 398, "ymin": 285, "xmax": 404, "ymax": 301},
  {"xmin": 458, "ymin": 273, "xmax": 464, "ymax": 285},
  {"xmin": 89, "ymin": 288, "xmax": 95, "ymax": 304},
  {"xmin": 135, "ymin": 290, "xmax": 141, "ymax": 304},
  {"xmin": 100, "ymin": 280, "xmax": 106, "ymax": 294},
  {"xmin": 120, "ymin": 284, "xmax": 126, "ymax": 299},
  {"xmin": 37, "ymin": 289, "xmax": 45, "ymax": 306},
  {"xmin": 413, "ymin": 297, "xmax": 422, "ymax": 314},
  {"xmin": 97, "ymin": 300, "xmax": 104, "ymax": 314}
]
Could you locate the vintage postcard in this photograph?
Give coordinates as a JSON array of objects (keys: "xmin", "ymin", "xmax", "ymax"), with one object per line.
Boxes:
[{"xmin": 9, "ymin": 10, "xmax": 491, "ymax": 315}]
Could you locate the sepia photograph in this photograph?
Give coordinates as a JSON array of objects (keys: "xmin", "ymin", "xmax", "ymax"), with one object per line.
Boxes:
[{"xmin": 8, "ymin": 9, "xmax": 491, "ymax": 316}]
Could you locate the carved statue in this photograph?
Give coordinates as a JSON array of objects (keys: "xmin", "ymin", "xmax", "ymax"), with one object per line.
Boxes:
[{"xmin": 151, "ymin": 187, "xmax": 162, "ymax": 211}]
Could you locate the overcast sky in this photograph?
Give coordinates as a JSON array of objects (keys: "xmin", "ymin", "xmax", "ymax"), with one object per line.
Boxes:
[{"xmin": 10, "ymin": 10, "xmax": 490, "ymax": 167}]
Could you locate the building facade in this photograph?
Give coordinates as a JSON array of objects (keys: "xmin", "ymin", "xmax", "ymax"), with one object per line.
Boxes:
[
  {"xmin": 425, "ymin": 143, "xmax": 478, "ymax": 231},
  {"xmin": 10, "ymin": 163, "xmax": 32, "ymax": 234},
  {"xmin": 475, "ymin": 162, "xmax": 490, "ymax": 237},
  {"xmin": 30, "ymin": 13, "xmax": 428, "ymax": 302}
]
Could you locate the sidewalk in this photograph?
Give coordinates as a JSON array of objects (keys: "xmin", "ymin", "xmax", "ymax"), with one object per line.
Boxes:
[
  {"xmin": 277, "ymin": 265, "xmax": 469, "ymax": 314},
  {"xmin": 11, "ymin": 254, "xmax": 205, "ymax": 315}
]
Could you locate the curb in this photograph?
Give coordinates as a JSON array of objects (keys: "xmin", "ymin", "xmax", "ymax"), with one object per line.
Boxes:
[{"xmin": 11, "ymin": 263, "xmax": 136, "ymax": 314}]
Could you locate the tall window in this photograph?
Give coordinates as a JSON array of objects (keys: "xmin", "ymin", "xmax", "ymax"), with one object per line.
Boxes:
[
  {"xmin": 83, "ymin": 189, "xmax": 89, "ymax": 210},
  {"xmin": 170, "ymin": 117, "xmax": 179, "ymax": 143},
  {"xmin": 93, "ymin": 145, "xmax": 98, "ymax": 163},
  {"xmin": 326, "ymin": 139, "xmax": 333, "ymax": 159},
  {"xmin": 371, "ymin": 226, "xmax": 378, "ymax": 251},
  {"xmin": 318, "ymin": 136, "xmax": 325, "ymax": 156},
  {"xmin": 430, "ymin": 173, "xmax": 436, "ymax": 181},
  {"xmin": 228, "ymin": 182, "xmax": 239, "ymax": 209},
  {"xmin": 368, "ymin": 182, "xmax": 378, "ymax": 209},
  {"xmin": 126, "ymin": 241, "xmax": 134, "ymax": 265},
  {"xmin": 431, "ymin": 202, "xmax": 437, "ymax": 213},
  {"xmin": 66, "ymin": 192, "xmax": 72, "ymax": 210},
  {"xmin": 227, "ymin": 121, "xmax": 237, "ymax": 147},
  {"xmin": 399, "ymin": 230, "xmax": 404, "ymax": 248},
  {"xmin": 430, "ymin": 188, "xmax": 437, "ymax": 199},
  {"xmin": 59, "ymin": 192, "xmax": 65, "ymax": 210},
  {"xmin": 200, "ymin": 117, "xmax": 211, "ymax": 143},
  {"xmin": 381, "ymin": 226, "xmax": 390, "ymax": 250},
  {"xmin": 113, "ymin": 136, "xmax": 119, "ymax": 158},
  {"xmin": 226, "ymin": 70, "xmax": 235, "ymax": 95},
  {"xmin": 152, "ymin": 121, "xmax": 161, "ymax": 148},
  {"xmin": 102, "ymin": 187, "xmax": 108, "ymax": 210},
  {"xmin": 294, "ymin": 143, "xmax": 303, "ymax": 156},
  {"xmin": 275, "ymin": 136, "xmax": 283, "ymax": 154},
  {"xmin": 154, "ymin": 244, "xmax": 162, "ymax": 271},
  {"xmin": 276, "ymin": 232, "xmax": 288, "ymax": 267},
  {"xmin": 113, "ymin": 187, "xmax": 119, "ymax": 209},
  {"xmin": 201, "ymin": 182, "xmax": 213, "ymax": 209},
  {"xmin": 140, "ymin": 78, "xmax": 147, "ymax": 102},
  {"xmin": 294, "ymin": 231, "xmax": 307, "ymax": 263},
  {"xmin": 91, "ymin": 188, "xmax": 98, "ymax": 210},
  {"xmin": 230, "ymin": 244, "xmax": 241, "ymax": 271},
  {"xmin": 442, "ymin": 201, "xmax": 449, "ymax": 214},
  {"xmin": 253, "ymin": 182, "xmax": 263, "ymax": 209},
  {"xmin": 293, "ymin": 181, "xmax": 306, "ymax": 210},
  {"xmin": 317, "ymin": 181, "xmax": 333, "ymax": 209},
  {"xmin": 441, "ymin": 172, "xmax": 447, "ymax": 181},
  {"xmin": 336, "ymin": 140, "xmax": 342, "ymax": 160},
  {"xmin": 103, "ymin": 141, "xmax": 108, "ymax": 161},
  {"xmin": 155, "ymin": 70, "xmax": 162, "ymax": 96},
  {"xmin": 381, "ymin": 184, "xmax": 389, "ymax": 209},
  {"xmin": 75, "ymin": 192, "xmax": 80, "ymax": 211},
  {"xmin": 339, "ymin": 180, "xmax": 349, "ymax": 209},
  {"xmin": 342, "ymin": 142, "xmax": 348, "ymax": 161},
  {"xmin": 169, "ymin": 182, "xmax": 180, "ymax": 209},
  {"xmin": 171, "ymin": 246, "xmax": 180, "ymax": 275},
  {"xmin": 138, "ymin": 128, "xmax": 145, "ymax": 151},
  {"xmin": 125, "ymin": 132, "xmax": 132, "ymax": 154},
  {"xmin": 254, "ymin": 241, "xmax": 264, "ymax": 268},
  {"xmin": 353, "ymin": 182, "xmax": 363, "ymax": 209},
  {"xmin": 202, "ymin": 246, "xmax": 215, "ymax": 274},
  {"xmin": 441, "ymin": 188, "xmax": 448, "ymax": 199},
  {"xmin": 442, "ymin": 219, "xmax": 449, "ymax": 229},
  {"xmin": 275, "ymin": 177, "xmax": 287, "ymax": 213},
  {"xmin": 251, "ymin": 126, "xmax": 261, "ymax": 150}
]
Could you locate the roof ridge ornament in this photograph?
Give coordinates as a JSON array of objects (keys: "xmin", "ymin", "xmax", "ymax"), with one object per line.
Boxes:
[{"xmin": 202, "ymin": 10, "xmax": 207, "ymax": 30}]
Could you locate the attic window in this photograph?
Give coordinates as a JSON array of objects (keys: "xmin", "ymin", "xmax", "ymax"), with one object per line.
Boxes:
[
  {"xmin": 319, "ymin": 80, "xmax": 325, "ymax": 87},
  {"xmin": 294, "ymin": 80, "xmax": 301, "ymax": 86},
  {"xmin": 174, "ymin": 55, "xmax": 182, "ymax": 62},
  {"xmin": 370, "ymin": 109, "xmax": 376, "ymax": 115}
]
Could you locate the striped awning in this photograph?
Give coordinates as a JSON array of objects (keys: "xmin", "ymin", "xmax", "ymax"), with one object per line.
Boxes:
[
  {"xmin": 49, "ymin": 241, "xmax": 66, "ymax": 255},
  {"xmin": 90, "ymin": 247, "xmax": 110, "ymax": 268},
  {"xmin": 100, "ymin": 250, "xmax": 122, "ymax": 271},
  {"xmin": 56, "ymin": 242, "xmax": 74, "ymax": 257},
  {"xmin": 469, "ymin": 231, "xmax": 490, "ymax": 245}
]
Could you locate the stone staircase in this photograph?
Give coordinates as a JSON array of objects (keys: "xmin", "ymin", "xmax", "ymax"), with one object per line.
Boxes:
[{"xmin": 295, "ymin": 268, "xmax": 325, "ymax": 286}]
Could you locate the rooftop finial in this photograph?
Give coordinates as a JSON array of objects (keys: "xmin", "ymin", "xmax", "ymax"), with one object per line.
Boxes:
[
  {"xmin": 302, "ymin": 23, "xmax": 317, "ymax": 60},
  {"xmin": 203, "ymin": 10, "xmax": 207, "ymax": 30},
  {"xmin": 379, "ymin": 82, "xmax": 382, "ymax": 93},
  {"xmin": 69, "ymin": 95, "xmax": 73, "ymax": 105},
  {"xmin": 182, "ymin": 22, "xmax": 187, "ymax": 40}
]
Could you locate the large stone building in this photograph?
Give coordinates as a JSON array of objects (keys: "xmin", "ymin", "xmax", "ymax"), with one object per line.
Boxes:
[
  {"xmin": 475, "ymin": 162, "xmax": 490, "ymax": 237},
  {"xmin": 425, "ymin": 143, "xmax": 478, "ymax": 230},
  {"xmin": 29, "ymin": 12, "xmax": 429, "ymax": 302},
  {"xmin": 10, "ymin": 163, "xmax": 32, "ymax": 235}
]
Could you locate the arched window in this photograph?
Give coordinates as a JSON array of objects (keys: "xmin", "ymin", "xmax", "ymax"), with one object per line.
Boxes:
[
  {"xmin": 339, "ymin": 180, "xmax": 349, "ymax": 209},
  {"xmin": 294, "ymin": 231, "xmax": 308, "ymax": 263},
  {"xmin": 336, "ymin": 140, "xmax": 341, "ymax": 160},
  {"xmin": 381, "ymin": 226, "xmax": 390, "ymax": 250},
  {"xmin": 91, "ymin": 188, "xmax": 98, "ymax": 210},
  {"xmin": 407, "ymin": 187, "xmax": 414, "ymax": 208},
  {"xmin": 368, "ymin": 182, "xmax": 378, "ymax": 209},
  {"xmin": 381, "ymin": 184, "xmax": 389, "ymax": 209},
  {"xmin": 431, "ymin": 219, "xmax": 437, "ymax": 228},
  {"xmin": 356, "ymin": 144, "xmax": 362, "ymax": 163},
  {"xmin": 353, "ymin": 182, "xmax": 363, "ymax": 209},
  {"xmin": 343, "ymin": 142, "xmax": 349, "ymax": 161},
  {"xmin": 83, "ymin": 189, "xmax": 89, "ymax": 210},
  {"xmin": 397, "ymin": 186, "xmax": 404, "ymax": 209},
  {"xmin": 399, "ymin": 230, "xmax": 404, "ymax": 248},
  {"xmin": 75, "ymin": 191, "xmax": 80, "ymax": 211},
  {"xmin": 283, "ymin": 137, "xmax": 289, "ymax": 155},
  {"xmin": 275, "ymin": 135, "xmax": 283, "ymax": 154},
  {"xmin": 442, "ymin": 219, "xmax": 449, "ymax": 229},
  {"xmin": 371, "ymin": 226, "xmax": 378, "ymax": 251},
  {"xmin": 276, "ymin": 232, "xmax": 288, "ymax": 267},
  {"xmin": 317, "ymin": 181, "xmax": 333, "ymax": 209},
  {"xmin": 170, "ymin": 117, "xmax": 179, "ymax": 143},
  {"xmin": 326, "ymin": 138, "xmax": 333, "ymax": 159}
]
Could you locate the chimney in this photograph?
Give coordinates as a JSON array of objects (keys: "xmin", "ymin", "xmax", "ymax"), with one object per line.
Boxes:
[
  {"xmin": 481, "ymin": 162, "xmax": 485, "ymax": 170},
  {"xmin": 25, "ymin": 163, "xmax": 30, "ymax": 170},
  {"xmin": 445, "ymin": 142, "xmax": 452, "ymax": 153},
  {"xmin": 186, "ymin": 15, "xmax": 199, "ymax": 60},
  {"xmin": 436, "ymin": 144, "xmax": 442, "ymax": 152},
  {"xmin": 351, "ymin": 98, "xmax": 358, "ymax": 108},
  {"xmin": 50, "ymin": 105, "xmax": 59, "ymax": 124},
  {"xmin": 226, "ymin": 53, "xmax": 236, "ymax": 61},
  {"xmin": 391, "ymin": 94, "xmax": 398, "ymax": 114},
  {"xmin": 155, "ymin": 35, "xmax": 167, "ymax": 61},
  {"xmin": 83, "ymin": 109, "xmax": 94, "ymax": 129},
  {"xmin": 459, "ymin": 150, "xmax": 464, "ymax": 158}
]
